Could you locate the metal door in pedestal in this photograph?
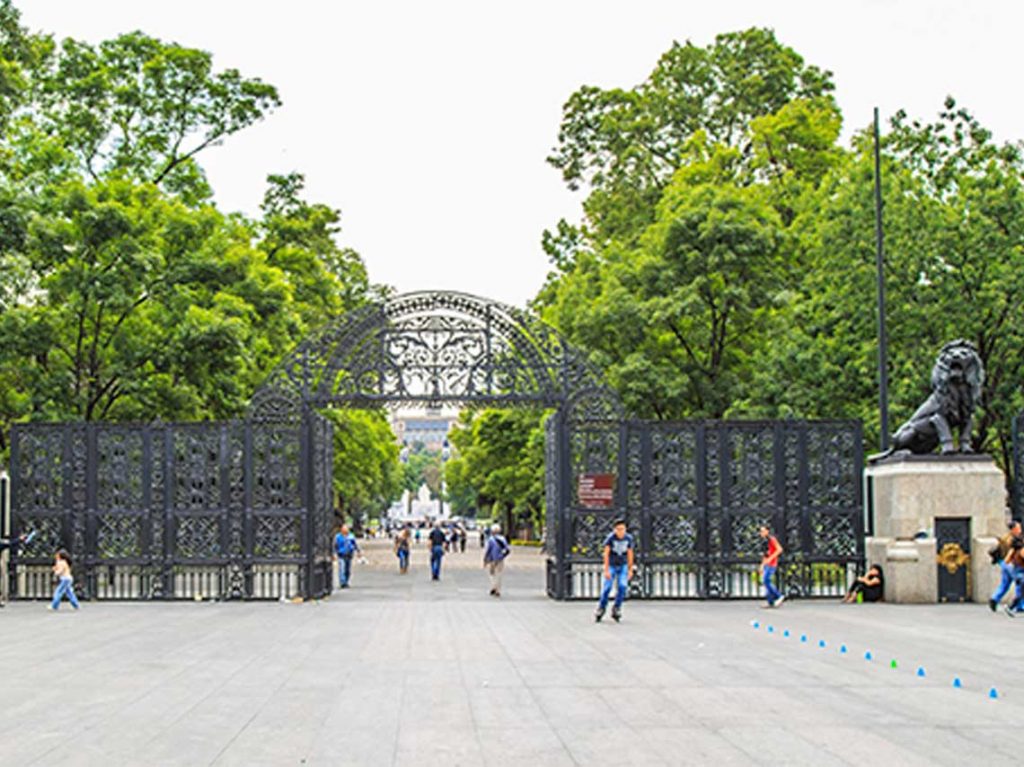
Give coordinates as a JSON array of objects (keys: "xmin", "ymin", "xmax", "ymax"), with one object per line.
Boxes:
[{"xmin": 936, "ymin": 517, "xmax": 970, "ymax": 602}]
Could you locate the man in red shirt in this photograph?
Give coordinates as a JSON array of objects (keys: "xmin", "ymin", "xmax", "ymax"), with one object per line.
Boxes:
[{"xmin": 759, "ymin": 525, "xmax": 785, "ymax": 607}]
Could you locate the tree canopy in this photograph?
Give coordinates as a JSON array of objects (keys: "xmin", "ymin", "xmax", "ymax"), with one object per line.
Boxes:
[{"xmin": 0, "ymin": 2, "xmax": 401, "ymax": 510}]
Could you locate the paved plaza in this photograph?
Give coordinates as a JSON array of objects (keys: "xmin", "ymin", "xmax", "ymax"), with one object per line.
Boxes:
[{"xmin": 2, "ymin": 539, "xmax": 1023, "ymax": 766}]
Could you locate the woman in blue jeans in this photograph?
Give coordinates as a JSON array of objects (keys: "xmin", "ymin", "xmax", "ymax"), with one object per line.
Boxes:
[{"xmin": 49, "ymin": 549, "xmax": 80, "ymax": 611}]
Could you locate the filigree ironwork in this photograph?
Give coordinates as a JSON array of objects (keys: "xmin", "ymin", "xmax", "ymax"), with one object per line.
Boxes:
[{"xmin": 248, "ymin": 291, "xmax": 613, "ymax": 417}]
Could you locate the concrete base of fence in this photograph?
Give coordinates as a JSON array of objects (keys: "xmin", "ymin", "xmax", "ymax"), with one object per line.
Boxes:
[{"xmin": 866, "ymin": 453, "xmax": 1008, "ymax": 604}]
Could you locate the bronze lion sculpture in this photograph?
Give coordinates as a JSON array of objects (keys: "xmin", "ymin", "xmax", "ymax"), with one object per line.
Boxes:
[{"xmin": 883, "ymin": 339, "xmax": 985, "ymax": 457}]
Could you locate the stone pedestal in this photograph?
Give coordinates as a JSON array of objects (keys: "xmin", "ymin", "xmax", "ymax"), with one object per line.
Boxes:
[{"xmin": 865, "ymin": 454, "xmax": 1007, "ymax": 604}]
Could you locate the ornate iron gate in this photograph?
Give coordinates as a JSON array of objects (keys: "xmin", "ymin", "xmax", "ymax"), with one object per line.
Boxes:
[
  {"xmin": 7, "ymin": 291, "xmax": 865, "ymax": 601},
  {"xmin": 9, "ymin": 416, "xmax": 333, "ymax": 600},
  {"xmin": 547, "ymin": 419, "xmax": 864, "ymax": 599}
]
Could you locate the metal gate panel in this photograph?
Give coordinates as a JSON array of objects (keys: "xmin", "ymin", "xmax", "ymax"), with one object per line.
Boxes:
[
  {"xmin": 9, "ymin": 417, "xmax": 331, "ymax": 601},
  {"xmin": 552, "ymin": 418, "xmax": 864, "ymax": 600}
]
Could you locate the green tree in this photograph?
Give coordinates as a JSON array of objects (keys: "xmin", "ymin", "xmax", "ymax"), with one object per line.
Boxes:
[
  {"xmin": 28, "ymin": 30, "xmax": 279, "ymax": 199},
  {"xmin": 445, "ymin": 409, "xmax": 547, "ymax": 536},
  {"xmin": 326, "ymin": 409, "xmax": 402, "ymax": 524},
  {"xmin": 537, "ymin": 30, "xmax": 843, "ymax": 420},
  {"xmin": 757, "ymin": 101, "xmax": 1024, "ymax": 470}
]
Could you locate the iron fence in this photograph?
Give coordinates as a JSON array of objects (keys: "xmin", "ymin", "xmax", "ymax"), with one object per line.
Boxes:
[
  {"xmin": 9, "ymin": 416, "xmax": 333, "ymax": 601},
  {"xmin": 547, "ymin": 419, "xmax": 865, "ymax": 600}
]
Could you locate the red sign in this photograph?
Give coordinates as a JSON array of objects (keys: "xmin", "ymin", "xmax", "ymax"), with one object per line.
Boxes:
[{"xmin": 578, "ymin": 473, "xmax": 615, "ymax": 508}]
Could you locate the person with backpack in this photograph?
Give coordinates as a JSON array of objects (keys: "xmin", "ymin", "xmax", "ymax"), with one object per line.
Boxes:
[
  {"xmin": 334, "ymin": 524, "xmax": 360, "ymax": 589},
  {"xmin": 483, "ymin": 524, "xmax": 511, "ymax": 597}
]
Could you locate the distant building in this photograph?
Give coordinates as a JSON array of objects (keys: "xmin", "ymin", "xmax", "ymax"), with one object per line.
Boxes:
[{"xmin": 391, "ymin": 408, "xmax": 455, "ymax": 451}]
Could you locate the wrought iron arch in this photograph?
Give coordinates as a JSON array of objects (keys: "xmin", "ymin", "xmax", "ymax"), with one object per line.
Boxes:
[{"xmin": 247, "ymin": 291, "xmax": 618, "ymax": 416}]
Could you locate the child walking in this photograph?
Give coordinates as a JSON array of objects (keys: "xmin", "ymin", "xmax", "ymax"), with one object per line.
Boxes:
[{"xmin": 49, "ymin": 549, "xmax": 80, "ymax": 611}]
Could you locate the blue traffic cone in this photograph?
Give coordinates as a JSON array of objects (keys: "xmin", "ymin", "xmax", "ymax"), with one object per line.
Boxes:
[
  {"xmin": 800, "ymin": 634, "xmax": 807, "ymax": 643},
  {"xmin": 783, "ymin": 630, "xmax": 790, "ymax": 638},
  {"xmin": 753, "ymin": 621, "xmax": 759, "ymax": 629},
  {"xmin": 818, "ymin": 639, "xmax": 826, "ymax": 648},
  {"xmin": 953, "ymin": 677, "xmax": 963, "ymax": 689},
  {"xmin": 989, "ymin": 687, "xmax": 999, "ymax": 699},
  {"xmin": 768, "ymin": 625, "xmax": 774, "ymax": 633},
  {"xmin": 916, "ymin": 667, "xmax": 926, "ymax": 677},
  {"xmin": 840, "ymin": 645, "xmax": 847, "ymax": 654},
  {"xmin": 864, "ymin": 651, "xmax": 872, "ymax": 661}
]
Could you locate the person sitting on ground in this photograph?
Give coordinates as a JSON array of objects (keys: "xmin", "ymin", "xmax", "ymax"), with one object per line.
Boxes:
[{"xmin": 843, "ymin": 564, "xmax": 884, "ymax": 603}]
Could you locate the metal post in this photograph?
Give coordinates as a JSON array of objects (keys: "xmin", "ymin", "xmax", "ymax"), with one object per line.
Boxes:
[
  {"xmin": 874, "ymin": 107, "xmax": 891, "ymax": 450},
  {"xmin": 1, "ymin": 469, "xmax": 9, "ymax": 604}
]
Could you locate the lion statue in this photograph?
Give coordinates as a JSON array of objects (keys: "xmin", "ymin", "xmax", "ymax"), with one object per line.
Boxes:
[{"xmin": 882, "ymin": 339, "xmax": 985, "ymax": 457}]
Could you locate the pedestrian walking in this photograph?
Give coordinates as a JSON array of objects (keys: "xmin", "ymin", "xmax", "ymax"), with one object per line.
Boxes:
[
  {"xmin": 395, "ymin": 526, "xmax": 411, "ymax": 574},
  {"xmin": 479, "ymin": 528, "xmax": 486, "ymax": 548},
  {"xmin": 334, "ymin": 524, "xmax": 360, "ymax": 589},
  {"xmin": 48, "ymin": 549, "xmax": 80, "ymax": 611},
  {"xmin": 759, "ymin": 525, "xmax": 785, "ymax": 607},
  {"xmin": 594, "ymin": 518, "xmax": 634, "ymax": 623},
  {"xmin": 483, "ymin": 524, "xmax": 511, "ymax": 597},
  {"xmin": 459, "ymin": 527, "xmax": 467, "ymax": 553},
  {"xmin": 989, "ymin": 520, "xmax": 1022, "ymax": 611},
  {"xmin": 429, "ymin": 522, "xmax": 446, "ymax": 581},
  {"xmin": 1003, "ymin": 535, "xmax": 1024, "ymax": 617},
  {"xmin": 415, "ymin": 527, "xmax": 421, "ymax": 545}
]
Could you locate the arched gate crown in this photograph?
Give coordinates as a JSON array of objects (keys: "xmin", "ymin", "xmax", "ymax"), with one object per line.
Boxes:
[{"xmin": 248, "ymin": 291, "xmax": 621, "ymax": 418}]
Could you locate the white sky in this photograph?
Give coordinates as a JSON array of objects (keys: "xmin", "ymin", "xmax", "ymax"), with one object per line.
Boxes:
[{"xmin": 18, "ymin": 1, "xmax": 1023, "ymax": 308}]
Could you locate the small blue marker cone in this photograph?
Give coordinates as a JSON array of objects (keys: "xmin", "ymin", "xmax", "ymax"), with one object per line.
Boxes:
[
  {"xmin": 818, "ymin": 639, "xmax": 826, "ymax": 648},
  {"xmin": 953, "ymin": 677, "xmax": 963, "ymax": 689},
  {"xmin": 800, "ymin": 634, "xmax": 807, "ymax": 643},
  {"xmin": 768, "ymin": 625, "xmax": 774, "ymax": 633},
  {"xmin": 840, "ymin": 645, "xmax": 847, "ymax": 654},
  {"xmin": 916, "ymin": 667, "xmax": 926, "ymax": 678},
  {"xmin": 783, "ymin": 630, "xmax": 790, "ymax": 638},
  {"xmin": 989, "ymin": 687, "xmax": 999, "ymax": 699},
  {"xmin": 753, "ymin": 621, "xmax": 759, "ymax": 629},
  {"xmin": 864, "ymin": 651, "xmax": 873, "ymax": 661}
]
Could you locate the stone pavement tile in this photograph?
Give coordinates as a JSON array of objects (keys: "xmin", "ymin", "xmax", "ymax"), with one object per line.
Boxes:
[
  {"xmin": 308, "ymin": 714, "xmax": 399, "ymax": 766},
  {"xmin": 717, "ymin": 725, "xmax": 848, "ymax": 766},
  {"xmin": 467, "ymin": 686, "xmax": 549, "ymax": 728},
  {"xmin": 401, "ymin": 685, "xmax": 474, "ymax": 726},
  {"xmin": 140, "ymin": 692, "xmax": 273, "ymax": 767},
  {"xmin": 796, "ymin": 725, "xmax": 940, "ymax": 766},
  {"xmin": 476, "ymin": 725, "xmax": 574, "ymax": 766},
  {"xmin": 321, "ymin": 684, "xmax": 400, "ymax": 729},
  {"xmin": 567, "ymin": 659, "xmax": 645, "ymax": 689},
  {"xmin": 597, "ymin": 687, "xmax": 689, "ymax": 727},
  {"xmin": 404, "ymin": 659, "xmax": 466, "ymax": 688},
  {"xmin": 342, "ymin": 660, "xmax": 407, "ymax": 690},
  {"xmin": 395, "ymin": 724, "xmax": 485, "ymax": 765},
  {"xmin": 513, "ymin": 660, "xmax": 578, "ymax": 688},
  {"xmin": 532, "ymin": 686, "xmax": 616, "ymax": 728},
  {"xmin": 623, "ymin": 658, "xmax": 700, "ymax": 687},
  {"xmin": 659, "ymin": 686, "xmax": 752, "ymax": 727},
  {"xmin": 634, "ymin": 726, "xmax": 753, "ymax": 766},
  {"xmin": 461, "ymin": 658, "xmax": 526, "ymax": 689},
  {"xmin": 879, "ymin": 726, "xmax": 1012, "ymax": 766},
  {"xmin": 842, "ymin": 683, "xmax": 1023, "ymax": 728},
  {"xmin": 555, "ymin": 724, "xmax": 670, "ymax": 765}
]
